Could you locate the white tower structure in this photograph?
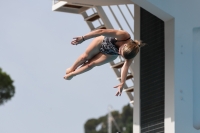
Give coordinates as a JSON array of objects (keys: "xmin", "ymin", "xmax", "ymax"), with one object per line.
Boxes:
[{"xmin": 52, "ymin": 1, "xmax": 200, "ymax": 133}]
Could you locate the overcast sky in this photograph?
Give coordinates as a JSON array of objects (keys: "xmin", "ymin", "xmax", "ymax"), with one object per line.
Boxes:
[{"xmin": 0, "ymin": 1, "xmax": 133, "ymax": 133}]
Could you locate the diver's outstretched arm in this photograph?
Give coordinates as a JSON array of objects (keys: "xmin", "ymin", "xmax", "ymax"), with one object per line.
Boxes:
[
  {"xmin": 71, "ymin": 29, "xmax": 130, "ymax": 45},
  {"xmin": 114, "ymin": 58, "xmax": 134, "ymax": 96}
]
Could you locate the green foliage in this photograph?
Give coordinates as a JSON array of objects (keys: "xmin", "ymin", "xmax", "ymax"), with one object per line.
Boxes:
[
  {"xmin": 84, "ymin": 104, "xmax": 133, "ymax": 133},
  {"xmin": 0, "ymin": 68, "xmax": 15, "ymax": 105}
]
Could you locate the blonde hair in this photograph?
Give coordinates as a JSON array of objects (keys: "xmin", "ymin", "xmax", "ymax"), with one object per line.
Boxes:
[{"xmin": 123, "ymin": 40, "xmax": 145, "ymax": 59}]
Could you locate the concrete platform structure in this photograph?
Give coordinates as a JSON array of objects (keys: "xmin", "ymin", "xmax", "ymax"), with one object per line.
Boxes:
[{"xmin": 52, "ymin": 0, "xmax": 200, "ymax": 133}]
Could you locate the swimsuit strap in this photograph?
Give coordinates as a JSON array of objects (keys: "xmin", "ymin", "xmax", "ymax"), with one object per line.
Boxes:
[{"xmin": 116, "ymin": 37, "xmax": 131, "ymax": 42}]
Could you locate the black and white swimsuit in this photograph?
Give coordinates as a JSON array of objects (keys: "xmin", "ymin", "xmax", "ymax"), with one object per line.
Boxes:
[{"xmin": 100, "ymin": 36, "xmax": 130, "ymax": 55}]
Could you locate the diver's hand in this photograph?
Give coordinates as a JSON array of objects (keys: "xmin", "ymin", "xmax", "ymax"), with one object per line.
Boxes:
[
  {"xmin": 114, "ymin": 83, "xmax": 124, "ymax": 96},
  {"xmin": 71, "ymin": 36, "xmax": 84, "ymax": 45}
]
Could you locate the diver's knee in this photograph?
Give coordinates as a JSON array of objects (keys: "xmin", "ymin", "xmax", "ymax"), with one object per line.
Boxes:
[{"xmin": 80, "ymin": 53, "xmax": 88, "ymax": 61}]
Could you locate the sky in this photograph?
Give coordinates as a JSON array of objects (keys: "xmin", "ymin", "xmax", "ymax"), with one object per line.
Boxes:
[{"xmin": 0, "ymin": 1, "xmax": 133, "ymax": 133}]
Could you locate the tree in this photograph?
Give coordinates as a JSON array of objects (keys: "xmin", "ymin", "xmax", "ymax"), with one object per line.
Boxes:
[
  {"xmin": 84, "ymin": 104, "xmax": 133, "ymax": 133},
  {"xmin": 0, "ymin": 68, "xmax": 15, "ymax": 105}
]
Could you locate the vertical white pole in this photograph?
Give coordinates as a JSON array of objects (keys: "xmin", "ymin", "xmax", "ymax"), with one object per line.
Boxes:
[
  {"xmin": 133, "ymin": 4, "xmax": 141, "ymax": 133},
  {"xmin": 193, "ymin": 27, "xmax": 200, "ymax": 130},
  {"xmin": 165, "ymin": 18, "xmax": 175, "ymax": 133},
  {"xmin": 108, "ymin": 111, "xmax": 112, "ymax": 133}
]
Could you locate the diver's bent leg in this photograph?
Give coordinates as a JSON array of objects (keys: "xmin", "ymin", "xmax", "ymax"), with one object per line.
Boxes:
[
  {"xmin": 64, "ymin": 62, "xmax": 95, "ymax": 80},
  {"xmin": 64, "ymin": 53, "xmax": 117, "ymax": 80},
  {"xmin": 66, "ymin": 36, "xmax": 104, "ymax": 74},
  {"xmin": 66, "ymin": 53, "xmax": 88, "ymax": 74}
]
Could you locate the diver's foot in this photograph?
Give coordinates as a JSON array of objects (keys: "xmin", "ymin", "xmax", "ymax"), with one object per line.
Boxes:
[{"xmin": 63, "ymin": 73, "xmax": 74, "ymax": 80}]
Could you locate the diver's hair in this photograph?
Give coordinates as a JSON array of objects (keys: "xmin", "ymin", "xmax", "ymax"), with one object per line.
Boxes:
[{"xmin": 123, "ymin": 39, "xmax": 146, "ymax": 59}]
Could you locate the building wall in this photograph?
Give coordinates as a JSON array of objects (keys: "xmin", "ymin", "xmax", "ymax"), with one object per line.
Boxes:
[
  {"xmin": 147, "ymin": 1, "xmax": 200, "ymax": 133},
  {"xmin": 131, "ymin": 0, "xmax": 200, "ymax": 133}
]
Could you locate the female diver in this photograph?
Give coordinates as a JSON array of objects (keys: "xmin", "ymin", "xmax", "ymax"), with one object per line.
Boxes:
[{"xmin": 63, "ymin": 29, "xmax": 143, "ymax": 96}]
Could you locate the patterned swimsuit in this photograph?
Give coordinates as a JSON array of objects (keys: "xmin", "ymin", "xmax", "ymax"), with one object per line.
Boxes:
[
  {"xmin": 100, "ymin": 37, "xmax": 119, "ymax": 55},
  {"xmin": 99, "ymin": 36, "xmax": 131, "ymax": 55}
]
